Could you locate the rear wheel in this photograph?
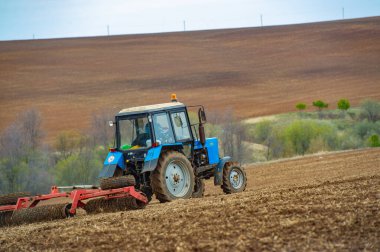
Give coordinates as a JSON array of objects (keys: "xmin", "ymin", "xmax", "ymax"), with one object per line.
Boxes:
[
  {"xmin": 221, "ymin": 163, "xmax": 247, "ymax": 194},
  {"xmin": 100, "ymin": 175, "xmax": 136, "ymax": 190},
  {"xmin": 151, "ymin": 151, "xmax": 194, "ymax": 202}
]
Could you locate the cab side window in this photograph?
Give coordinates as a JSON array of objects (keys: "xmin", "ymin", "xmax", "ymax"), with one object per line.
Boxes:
[
  {"xmin": 171, "ymin": 111, "xmax": 191, "ymax": 141},
  {"xmin": 153, "ymin": 113, "xmax": 175, "ymax": 144}
]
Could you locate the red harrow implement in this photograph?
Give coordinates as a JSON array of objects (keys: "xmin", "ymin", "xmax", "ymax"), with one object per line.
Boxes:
[{"xmin": 0, "ymin": 185, "xmax": 148, "ymax": 227}]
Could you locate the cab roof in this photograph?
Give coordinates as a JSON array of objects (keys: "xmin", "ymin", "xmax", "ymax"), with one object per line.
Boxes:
[{"xmin": 117, "ymin": 102, "xmax": 186, "ymax": 116}]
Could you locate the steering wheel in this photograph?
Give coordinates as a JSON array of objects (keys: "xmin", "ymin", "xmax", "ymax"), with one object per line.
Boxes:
[{"xmin": 158, "ymin": 126, "xmax": 173, "ymax": 143}]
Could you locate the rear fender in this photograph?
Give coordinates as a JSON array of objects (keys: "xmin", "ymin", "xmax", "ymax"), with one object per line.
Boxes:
[
  {"xmin": 141, "ymin": 146, "xmax": 163, "ymax": 173},
  {"xmin": 214, "ymin": 156, "xmax": 231, "ymax": 185},
  {"xmin": 98, "ymin": 151, "xmax": 125, "ymax": 178}
]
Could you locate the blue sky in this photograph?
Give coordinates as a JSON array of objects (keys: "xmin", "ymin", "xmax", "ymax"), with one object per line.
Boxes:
[{"xmin": 0, "ymin": 0, "xmax": 379, "ymax": 41}]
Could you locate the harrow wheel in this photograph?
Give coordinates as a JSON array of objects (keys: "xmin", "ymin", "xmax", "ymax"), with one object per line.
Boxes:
[
  {"xmin": 84, "ymin": 196, "xmax": 146, "ymax": 214},
  {"xmin": 151, "ymin": 151, "xmax": 194, "ymax": 203},
  {"xmin": 221, "ymin": 163, "xmax": 247, "ymax": 194},
  {"xmin": 192, "ymin": 178, "xmax": 205, "ymax": 198},
  {"xmin": 0, "ymin": 192, "xmax": 30, "ymax": 206},
  {"xmin": 100, "ymin": 175, "xmax": 136, "ymax": 190},
  {"xmin": 0, "ymin": 211, "xmax": 13, "ymax": 227},
  {"xmin": 11, "ymin": 204, "xmax": 71, "ymax": 225}
]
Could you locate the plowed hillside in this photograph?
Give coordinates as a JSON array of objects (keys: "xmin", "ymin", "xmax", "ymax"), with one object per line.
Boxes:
[
  {"xmin": 1, "ymin": 17, "xmax": 380, "ymax": 140},
  {"xmin": 1, "ymin": 148, "xmax": 379, "ymax": 251}
]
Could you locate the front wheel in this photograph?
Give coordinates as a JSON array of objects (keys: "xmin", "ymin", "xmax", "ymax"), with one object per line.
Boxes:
[
  {"xmin": 151, "ymin": 151, "xmax": 195, "ymax": 202},
  {"xmin": 221, "ymin": 163, "xmax": 247, "ymax": 194}
]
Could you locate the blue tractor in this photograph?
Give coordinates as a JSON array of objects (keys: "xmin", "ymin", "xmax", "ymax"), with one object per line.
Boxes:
[{"xmin": 99, "ymin": 94, "xmax": 247, "ymax": 202}]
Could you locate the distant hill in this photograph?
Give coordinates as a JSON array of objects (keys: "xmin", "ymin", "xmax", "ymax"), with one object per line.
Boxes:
[{"xmin": 0, "ymin": 17, "xmax": 379, "ymax": 140}]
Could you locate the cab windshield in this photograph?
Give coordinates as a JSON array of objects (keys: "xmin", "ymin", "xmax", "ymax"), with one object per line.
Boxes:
[{"xmin": 118, "ymin": 116, "xmax": 151, "ymax": 150}]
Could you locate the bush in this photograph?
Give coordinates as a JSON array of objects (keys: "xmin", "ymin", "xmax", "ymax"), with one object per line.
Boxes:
[
  {"xmin": 337, "ymin": 99, "xmax": 350, "ymax": 111},
  {"xmin": 283, "ymin": 120, "xmax": 337, "ymax": 155},
  {"xmin": 339, "ymin": 133, "xmax": 363, "ymax": 150},
  {"xmin": 54, "ymin": 149, "xmax": 101, "ymax": 186},
  {"xmin": 360, "ymin": 99, "xmax": 380, "ymax": 122},
  {"xmin": 312, "ymin": 100, "xmax": 328, "ymax": 111},
  {"xmin": 0, "ymin": 109, "xmax": 52, "ymax": 194},
  {"xmin": 368, "ymin": 135, "xmax": 380, "ymax": 147},
  {"xmin": 354, "ymin": 121, "xmax": 378, "ymax": 139},
  {"xmin": 252, "ymin": 120, "xmax": 272, "ymax": 143},
  {"xmin": 296, "ymin": 103, "xmax": 307, "ymax": 111},
  {"xmin": 55, "ymin": 131, "xmax": 82, "ymax": 159}
]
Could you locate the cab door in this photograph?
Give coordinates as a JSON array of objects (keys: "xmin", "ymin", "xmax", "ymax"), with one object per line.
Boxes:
[{"xmin": 169, "ymin": 110, "xmax": 193, "ymax": 158}]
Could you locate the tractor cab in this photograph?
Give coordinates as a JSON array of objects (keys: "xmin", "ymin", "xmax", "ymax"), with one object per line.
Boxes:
[{"xmin": 115, "ymin": 101, "xmax": 192, "ymax": 152}]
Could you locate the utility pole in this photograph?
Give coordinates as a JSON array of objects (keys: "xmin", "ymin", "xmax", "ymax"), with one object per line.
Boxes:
[
  {"xmin": 33, "ymin": 34, "xmax": 35, "ymax": 40},
  {"xmin": 107, "ymin": 25, "xmax": 110, "ymax": 36},
  {"xmin": 342, "ymin": 7, "xmax": 345, "ymax": 19},
  {"xmin": 260, "ymin": 14, "xmax": 263, "ymax": 27},
  {"xmin": 183, "ymin": 20, "xmax": 186, "ymax": 31}
]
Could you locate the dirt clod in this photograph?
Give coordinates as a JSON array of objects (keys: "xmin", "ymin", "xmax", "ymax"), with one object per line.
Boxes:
[{"xmin": 0, "ymin": 149, "xmax": 379, "ymax": 251}]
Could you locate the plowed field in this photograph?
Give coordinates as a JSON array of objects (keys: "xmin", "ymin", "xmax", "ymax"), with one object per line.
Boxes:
[
  {"xmin": 1, "ymin": 17, "xmax": 380, "ymax": 141},
  {"xmin": 1, "ymin": 148, "xmax": 379, "ymax": 251}
]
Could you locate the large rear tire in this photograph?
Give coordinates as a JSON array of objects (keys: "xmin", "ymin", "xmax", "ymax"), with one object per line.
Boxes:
[
  {"xmin": 221, "ymin": 163, "xmax": 247, "ymax": 194},
  {"xmin": 100, "ymin": 175, "xmax": 136, "ymax": 190},
  {"xmin": 151, "ymin": 151, "xmax": 195, "ymax": 203},
  {"xmin": 0, "ymin": 192, "xmax": 30, "ymax": 206}
]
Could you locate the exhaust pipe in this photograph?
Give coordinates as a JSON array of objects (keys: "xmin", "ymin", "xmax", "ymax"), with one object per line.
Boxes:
[{"xmin": 198, "ymin": 108, "xmax": 207, "ymax": 148}]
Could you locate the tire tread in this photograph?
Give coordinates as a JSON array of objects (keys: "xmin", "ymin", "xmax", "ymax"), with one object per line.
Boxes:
[{"xmin": 221, "ymin": 162, "xmax": 247, "ymax": 194}]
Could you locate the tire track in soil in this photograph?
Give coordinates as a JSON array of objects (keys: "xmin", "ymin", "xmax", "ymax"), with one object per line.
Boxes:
[{"xmin": 0, "ymin": 148, "xmax": 379, "ymax": 251}]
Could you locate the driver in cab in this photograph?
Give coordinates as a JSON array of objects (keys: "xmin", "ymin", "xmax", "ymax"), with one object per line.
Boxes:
[{"xmin": 154, "ymin": 121, "xmax": 173, "ymax": 144}]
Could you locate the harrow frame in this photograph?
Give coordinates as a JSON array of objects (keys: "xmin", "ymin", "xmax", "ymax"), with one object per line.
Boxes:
[{"xmin": 0, "ymin": 185, "xmax": 148, "ymax": 216}]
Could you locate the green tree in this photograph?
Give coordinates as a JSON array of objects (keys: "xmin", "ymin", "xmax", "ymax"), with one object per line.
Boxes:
[
  {"xmin": 253, "ymin": 120, "xmax": 272, "ymax": 143},
  {"xmin": 296, "ymin": 103, "xmax": 307, "ymax": 118},
  {"xmin": 0, "ymin": 109, "xmax": 51, "ymax": 194},
  {"xmin": 253, "ymin": 120, "xmax": 275, "ymax": 160},
  {"xmin": 296, "ymin": 103, "xmax": 307, "ymax": 111},
  {"xmin": 55, "ymin": 131, "xmax": 81, "ymax": 160},
  {"xmin": 337, "ymin": 99, "xmax": 350, "ymax": 119},
  {"xmin": 54, "ymin": 150, "xmax": 101, "ymax": 186},
  {"xmin": 312, "ymin": 100, "xmax": 328, "ymax": 111},
  {"xmin": 337, "ymin": 99, "xmax": 350, "ymax": 111},
  {"xmin": 284, "ymin": 120, "xmax": 314, "ymax": 155},
  {"xmin": 313, "ymin": 100, "xmax": 329, "ymax": 119},
  {"xmin": 284, "ymin": 120, "xmax": 336, "ymax": 155}
]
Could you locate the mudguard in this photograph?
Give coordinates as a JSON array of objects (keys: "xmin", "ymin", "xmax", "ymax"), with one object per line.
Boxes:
[
  {"xmin": 141, "ymin": 146, "xmax": 163, "ymax": 173},
  {"xmin": 98, "ymin": 151, "xmax": 125, "ymax": 178},
  {"xmin": 214, "ymin": 156, "xmax": 231, "ymax": 185}
]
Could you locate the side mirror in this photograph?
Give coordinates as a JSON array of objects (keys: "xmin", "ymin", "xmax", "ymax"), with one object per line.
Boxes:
[{"xmin": 108, "ymin": 121, "xmax": 114, "ymax": 127}]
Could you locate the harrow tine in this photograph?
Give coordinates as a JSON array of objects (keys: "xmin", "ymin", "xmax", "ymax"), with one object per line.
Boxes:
[
  {"xmin": 11, "ymin": 204, "xmax": 71, "ymax": 226},
  {"xmin": 0, "ymin": 211, "xmax": 13, "ymax": 227},
  {"xmin": 84, "ymin": 197, "xmax": 146, "ymax": 214}
]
